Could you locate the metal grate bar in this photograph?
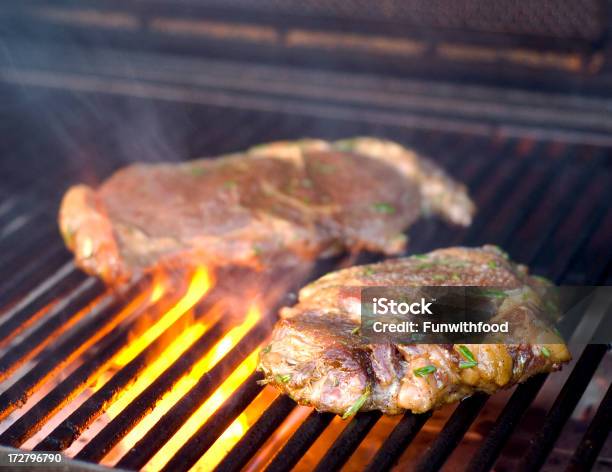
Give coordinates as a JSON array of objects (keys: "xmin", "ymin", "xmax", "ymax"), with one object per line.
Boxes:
[
  {"xmin": 74, "ymin": 319, "xmax": 228, "ymax": 462},
  {"xmin": 448, "ymin": 139, "xmax": 529, "ymax": 247},
  {"xmin": 0, "ymin": 224, "xmax": 58, "ymax": 275},
  {"xmin": 313, "ymin": 411, "xmax": 382, "ymax": 472},
  {"xmin": 566, "ymin": 381, "xmax": 612, "ymax": 472},
  {"xmin": 0, "ymin": 244, "xmax": 68, "ymax": 309},
  {"xmin": 518, "ymin": 154, "xmax": 605, "ymax": 266},
  {"xmin": 160, "ymin": 372, "xmax": 264, "ymax": 472},
  {"xmin": 0, "ymin": 282, "xmax": 142, "ymax": 422},
  {"xmin": 33, "ymin": 298, "xmax": 215, "ymax": 452},
  {"xmin": 0, "ymin": 262, "xmax": 82, "ymax": 337},
  {"xmin": 0, "ymin": 210, "xmax": 53, "ymax": 251},
  {"xmin": 465, "ymin": 374, "xmax": 548, "ymax": 472},
  {"xmin": 0, "ymin": 278, "xmax": 103, "ymax": 380},
  {"xmin": 547, "ymin": 173, "xmax": 611, "ymax": 282},
  {"xmin": 452, "ymin": 138, "xmax": 521, "ymax": 193},
  {"xmin": 116, "ymin": 321, "xmax": 269, "ymax": 470},
  {"xmin": 264, "ymin": 411, "xmax": 335, "ymax": 472},
  {"xmin": 364, "ymin": 411, "xmax": 432, "ymax": 472},
  {"xmin": 0, "ymin": 293, "xmax": 178, "ymax": 447},
  {"xmin": 0, "ymin": 197, "xmax": 18, "ymax": 222},
  {"xmin": 462, "ymin": 140, "xmax": 545, "ymax": 245},
  {"xmin": 518, "ymin": 343, "xmax": 609, "ymax": 472},
  {"xmin": 492, "ymin": 146, "xmax": 573, "ymax": 247},
  {"xmin": 214, "ymin": 395, "xmax": 296, "ymax": 472},
  {"xmin": 413, "ymin": 393, "xmax": 489, "ymax": 472},
  {"xmin": 0, "ymin": 212, "xmax": 37, "ymax": 246}
]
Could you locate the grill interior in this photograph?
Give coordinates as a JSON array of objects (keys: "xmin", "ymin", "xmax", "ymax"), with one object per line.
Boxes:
[{"xmin": 0, "ymin": 14, "xmax": 612, "ymax": 471}]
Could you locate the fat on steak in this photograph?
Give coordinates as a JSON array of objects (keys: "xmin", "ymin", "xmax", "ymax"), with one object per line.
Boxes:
[
  {"xmin": 59, "ymin": 138, "xmax": 474, "ymax": 283},
  {"xmin": 258, "ymin": 246, "xmax": 571, "ymax": 416}
]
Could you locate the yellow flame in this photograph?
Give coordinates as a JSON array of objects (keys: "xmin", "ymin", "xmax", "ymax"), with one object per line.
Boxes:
[
  {"xmin": 113, "ymin": 267, "xmax": 212, "ymax": 367},
  {"xmin": 149, "ymin": 280, "xmax": 166, "ymax": 303},
  {"xmin": 101, "ymin": 268, "xmax": 212, "ymax": 420},
  {"xmin": 188, "ymin": 351, "xmax": 260, "ymax": 472},
  {"xmin": 107, "ymin": 323, "xmax": 207, "ymax": 420},
  {"xmin": 141, "ymin": 306, "xmax": 262, "ymax": 471}
]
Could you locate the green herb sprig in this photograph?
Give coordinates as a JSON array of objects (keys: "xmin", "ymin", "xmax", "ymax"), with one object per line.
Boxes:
[
  {"xmin": 342, "ymin": 385, "xmax": 371, "ymax": 420},
  {"xmin": 414, "ymin": 365, "xmax": 437, "ymax": 377},
  {"xmin": 479, "ymin": 289, "xmax": 507, "ymax": 299},
  {"xmin": 372, "ymin": 202, "xmax": 396, "ymax": 215},
  {"xmin": 275, "ymin": 374, "xmax": 292, "ymax": 384},
  {"xmin": 457, "ymin": 345, "xmax": 478, "ymax": 369}
]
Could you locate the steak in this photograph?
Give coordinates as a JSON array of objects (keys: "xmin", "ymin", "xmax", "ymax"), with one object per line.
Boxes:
[
  {"xmin": 258, "ymin": 246, "xmax": 571, "ymax": 416},
  {"xmin": 59, "ymin": 138, "xmax": 474, "ymax": 283}
]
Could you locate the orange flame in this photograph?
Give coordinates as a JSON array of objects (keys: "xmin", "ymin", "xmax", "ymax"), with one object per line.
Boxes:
[
  {"xmin": 100, "ymin": 268, "xmax": 212, "ymax": 422},
  {"xmin": 141, "ymin": 305, "xmax": 262, "ymax": 471},
  {"xmin": 188, "ymin": 349, "xmax": 260, "ymax": 471},
  {"xmin": 112, "ymin": 267, "xmax": 213, "ymax": 367}
]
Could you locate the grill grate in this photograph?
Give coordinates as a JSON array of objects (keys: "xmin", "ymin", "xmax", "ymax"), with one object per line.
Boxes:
[{"xmin": 0, "ymin": 98, "xmax": 610, "ymax": 471}]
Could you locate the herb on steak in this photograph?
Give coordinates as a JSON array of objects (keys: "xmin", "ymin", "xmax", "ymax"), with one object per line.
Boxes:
[
  {"xmin": 457, "ymin": 345, "xmax": 476, "ymax": 362},
  {"xmin": 414, "ymin": 365, "xmax": 437, "ymax": 377},
  {"xmin": 417, "ymin": 263, "xmax": 435, "ymax": 270},
  {"xmin": 457, "ymin": 345, "xmax": 478, "ymax": 370},
  {"xmin": 488, "ymin": 260, "xmax": 499, "ymax": 269},
  {"xmin": 275, "ymin": 374, "xmax": 292, "ymax": 384},
  {"xmin": 313, "ymin": 162, "xmax": 336, "ymax": 174},
  {"xmin": 479, "ymin": 289, "xmax": 507, "ymax": 299},
  {"xmin": 362, "ymin": 267, "xmax": 375, "ymax": 276},
  {"xmin": 188, "ymin": 166, "xmax": 207, "ymax": 176},
  {"xmin": 490, "ymin": 245, "xmax": 509, "ymax": 259},
  {"xmin": 541, "ymin": 346, "xmax": 551, "ymax": 358},
  {"xmin": 342, "ymin": 385, "xmax": 371, "ymax": 419},
  {"xmin": 372, "ymin": 202, "xmax": 396, "ymax": 214}
]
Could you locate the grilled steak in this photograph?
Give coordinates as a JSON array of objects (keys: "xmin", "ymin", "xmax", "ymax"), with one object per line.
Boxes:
[
  {"xmin": 258, "ymin": 246, "xmax": 571, "ymax": 416},
  {"xmin": 59, "ymin": 138, "xmax": 474, "ymax": 283}
]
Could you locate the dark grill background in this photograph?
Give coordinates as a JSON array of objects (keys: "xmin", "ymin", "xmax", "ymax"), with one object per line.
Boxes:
[{"xmin": 0, "ymin": 1, "xmax": 611, "ymax": 471}]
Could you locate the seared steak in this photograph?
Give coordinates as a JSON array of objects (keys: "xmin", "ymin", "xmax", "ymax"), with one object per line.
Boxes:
[
  {"xmin": 59, "ymin": 138, "xmax": 474, "ymax": 283},
  {"xmin": 258, "ymin": 246, "xmax": 571, "ymax": 416}
]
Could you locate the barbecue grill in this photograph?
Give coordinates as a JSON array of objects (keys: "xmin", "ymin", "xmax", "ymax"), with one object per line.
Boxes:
[{"xmin": 0, "ymin": 1, "xmax": 611, "ymax": 471}]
